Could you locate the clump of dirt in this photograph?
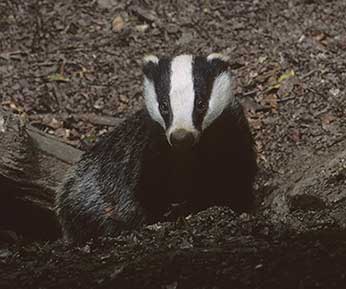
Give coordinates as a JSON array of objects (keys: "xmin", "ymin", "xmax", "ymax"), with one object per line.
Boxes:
[{"xmin": 0, "ymin": 0, "xmax": 346, "ymax": 288}]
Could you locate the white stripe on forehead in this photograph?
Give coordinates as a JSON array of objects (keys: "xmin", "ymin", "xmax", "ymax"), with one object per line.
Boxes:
[{"xmin": 168, "ymin": 55, "xmax": 195, "ymax": 134}]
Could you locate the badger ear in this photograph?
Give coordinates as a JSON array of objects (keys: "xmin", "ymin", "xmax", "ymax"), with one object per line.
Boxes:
[
  {"xmin": 207, "ymin": 53, "xmax": 230, "ymax": 62},
  {"xmin": 207, "ymin": 53, "xmax": 230, "ymax": 75},
  {"xmin": 143, "ymin": 55, "xmax": 159, "ymax": 80},
  {"xmin": 143, "ymin": 55, "xmax": 159, "ymax": 65}
]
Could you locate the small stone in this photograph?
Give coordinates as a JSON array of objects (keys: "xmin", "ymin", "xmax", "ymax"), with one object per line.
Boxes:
[
  {"xmin": 80, "ymin": 244, "xmax": 91, "ymax": 254},
  {"xmin": 0, "ymin": 115, "xmax": 5, "ymax": 133},
  {"xmin": 135, "ymin": 24, "xmax": 149, "ymax": 33},
  {"xmin": 0, "ymin": 249, "xmax": 12, "ymax": 259}
]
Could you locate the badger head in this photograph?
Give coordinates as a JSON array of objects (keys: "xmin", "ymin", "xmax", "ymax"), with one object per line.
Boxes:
[{"xmin": 143, "ymin": 54, "xmax": 234, "ymax": 151}]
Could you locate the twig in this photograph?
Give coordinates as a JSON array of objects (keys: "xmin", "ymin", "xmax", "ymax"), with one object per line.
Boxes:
[
  {"xmin": 300, "ymin": 69, "xmax": 319, "ymax": 80},
  {"xmin": 277, "ymin": 96, "xmax": 295, "ymax": 103}
]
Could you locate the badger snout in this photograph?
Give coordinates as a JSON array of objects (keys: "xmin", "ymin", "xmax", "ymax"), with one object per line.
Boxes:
[{"xmin": 169, "ymin": 129, "xmax": 197, "ymax": 151}]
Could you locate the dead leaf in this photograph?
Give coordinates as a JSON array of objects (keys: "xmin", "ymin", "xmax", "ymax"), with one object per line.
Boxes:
[
  {"xmin": 261, "ymin": 94, "xmax": 278, "ymax": 111},
  {"xmin": 130, "ymin": 6, "xmax": 157, "ymax": 23},
  {"xmin": 241, "ymin": 98, "xmax": 264, "ymax": 114},
  {"xmin": 104, "ymin": 206, "xmax": 114, "ymax": 217},
  {"xmin": 278, "ymin": 70, "xmax": 295, "ymax": 82},
  {"xmin": 2, "ymin": 101, "xmax": 24, "ymax": 113},
  {"xmin": 321, "ymin": 112, "xmax": 336, "ymax": 130},
  {"xmin": 48, "ymin": 73, "xmax": 70, "ymax": 82},
  {"xmin": 249, "ymin": 118, "xmax": 263, "ymax": 130},
  {"xmin": 74, "ymin": 66, "xmax": 93, "ymax": 78},
  {"xmin": 255, "ymin": 140, "xmax": 263, "ymax": 153},
  {"xmin": 289, "ymin": 128, "xmax": 301, "ymax": 143},
  {"xmin": 256, "ymin": 63, "xmax": 281, "ymax": 84},
  {"xmin": 277, "ymin": 78, "xmax": 295, "ymax": 98},
  {"xmin": 258, "ymin": 56, "xmax": 267, "ymax": 64},
  {"xmin": 321, "ymin": 112, "xmax": 336, "ymax": 125},
  {"xmin": 112, "ymin": 16, "xmax": 125, "ymax": 32},
  {"xmin": 312, "ymin": 31, "xmax": 329, "ymax": 46}
]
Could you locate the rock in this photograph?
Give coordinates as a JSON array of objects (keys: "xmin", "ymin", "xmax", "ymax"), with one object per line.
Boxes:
[
  {"xmin": 135, "ymin": 24, "xmax": 149, "ymax": 33},
  {"xmin": 0, "ymin": 249, "xmax": 12, "ymax": 259}
]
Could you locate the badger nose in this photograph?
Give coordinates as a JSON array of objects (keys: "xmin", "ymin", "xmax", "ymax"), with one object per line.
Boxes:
[{"xmin": 169, "ymin": 129, "xmax": 196, "ymax": 151}]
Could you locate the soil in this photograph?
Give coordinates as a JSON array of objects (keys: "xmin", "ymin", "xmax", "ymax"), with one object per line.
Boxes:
[{"xmin": 0, "ymin": 0, "xmax": 346, "ymax": 288}]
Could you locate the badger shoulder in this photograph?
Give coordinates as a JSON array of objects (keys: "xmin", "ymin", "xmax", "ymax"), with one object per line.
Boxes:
[{"xmin": 55, "ymin": 108, "xmax": 161, "ymax": 242}]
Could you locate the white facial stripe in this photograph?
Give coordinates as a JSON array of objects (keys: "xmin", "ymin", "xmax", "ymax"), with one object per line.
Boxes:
[
  {"xmin": 143, "ymin": 76, "xmax": 166, "ymax": 129},
  {"xmin": 202, "ymin": 72, "xmax": 233, "ymax": 130},
  {"xmin": 168, "ymin": 55, "xmax": 196, "ymax": 136}
]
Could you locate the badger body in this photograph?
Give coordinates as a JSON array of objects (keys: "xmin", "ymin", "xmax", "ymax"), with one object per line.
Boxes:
[{"xmin": 56, "ymin": 54, "xmax": 257, "ymax": 242}]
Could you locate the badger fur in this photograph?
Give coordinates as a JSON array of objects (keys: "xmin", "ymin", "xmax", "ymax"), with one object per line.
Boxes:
[{"xmin": 55, "ymin": 54, "xmax": 257, "ymax": 242}]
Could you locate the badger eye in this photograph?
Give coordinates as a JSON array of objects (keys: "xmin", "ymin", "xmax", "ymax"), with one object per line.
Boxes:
[
  {"xmin": 159, "ymin": 101, "xmax": 169, "ymax": 115},
  {"xmin": 196, "ymin": 99, "xmax": 206, "ymax": 112}
]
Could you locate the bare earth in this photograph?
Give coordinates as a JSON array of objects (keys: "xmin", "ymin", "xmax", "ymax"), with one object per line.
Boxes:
[{"xmin": 0, "ymin": 0, "xmax": 346, "ymax": 288}]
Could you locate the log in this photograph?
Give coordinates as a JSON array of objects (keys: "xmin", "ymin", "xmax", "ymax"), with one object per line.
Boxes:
[{"xmin": 0, "ymin": 108, "xmax": 83, "ymax": 240}]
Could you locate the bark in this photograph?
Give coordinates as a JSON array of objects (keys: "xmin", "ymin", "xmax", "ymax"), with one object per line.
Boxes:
[{"xmin": 0, "ymin": 108, "xmax": 83, "ymax": 240}]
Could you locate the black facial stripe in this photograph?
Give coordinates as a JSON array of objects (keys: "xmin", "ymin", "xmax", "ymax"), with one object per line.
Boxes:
[
  {"xmin": 143, "ymin": 57, "xmax": 172, "ymax": 127},
  {"xmin": 192, "ymin": 56, "xmax": 229, "ymax": 130}
]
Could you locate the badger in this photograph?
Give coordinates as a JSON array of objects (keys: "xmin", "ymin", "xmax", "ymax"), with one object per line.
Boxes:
[{"xmin": 55, "ymin": 54, "xmax": 257, "ymax": 243}]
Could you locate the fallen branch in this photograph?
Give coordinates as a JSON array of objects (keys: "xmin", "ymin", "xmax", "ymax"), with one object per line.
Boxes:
[{"xmin": 0, "ymin": 108, "xmax": 83, "ymax": 240}]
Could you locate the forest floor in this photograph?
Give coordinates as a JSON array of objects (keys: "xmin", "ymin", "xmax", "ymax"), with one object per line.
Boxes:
[{"xmin": 1, "ymin": 0, "xmax": 346, "ymax": 288}]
